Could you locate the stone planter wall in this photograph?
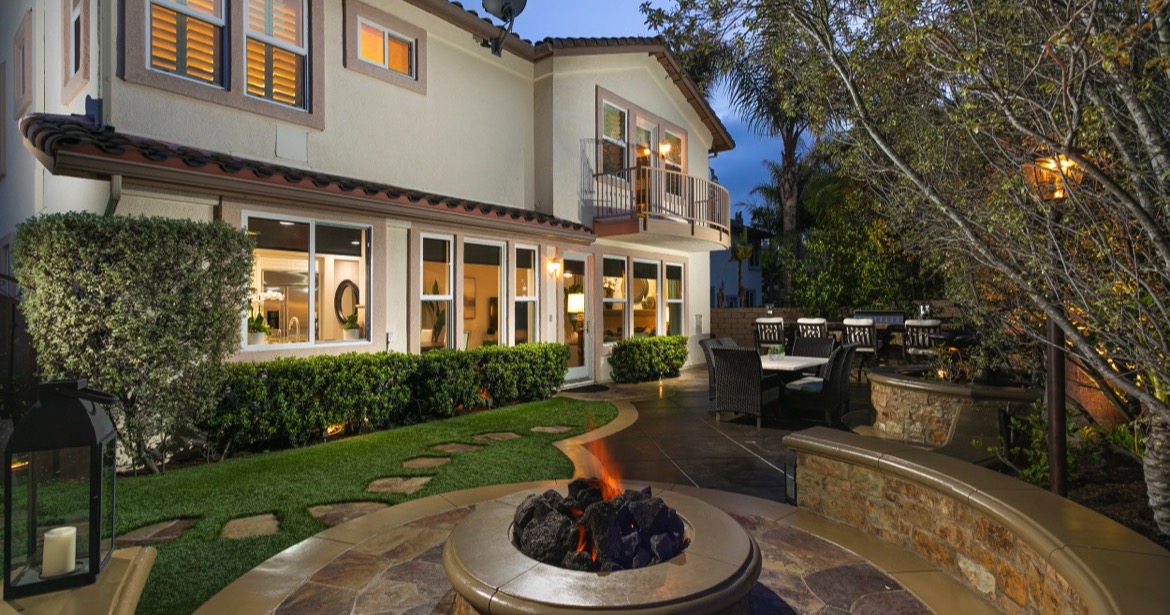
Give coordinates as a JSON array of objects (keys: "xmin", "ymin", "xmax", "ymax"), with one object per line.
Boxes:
[
  {"xmin": 784, "ymin": 428, "xmax": 1170, "ymax": 615},
  {"xmin": 868, "ymin": 368, "xmax": 1038, "ymax": 453}
]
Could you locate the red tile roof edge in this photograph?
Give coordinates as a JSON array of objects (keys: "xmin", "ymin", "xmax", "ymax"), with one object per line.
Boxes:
[{"xmin": 21, "ymin": 113, "xmax": 591, "ymax": 236}]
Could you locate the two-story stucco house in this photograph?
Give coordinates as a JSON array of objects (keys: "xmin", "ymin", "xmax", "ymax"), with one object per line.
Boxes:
[{"xmin": 0, "ymin": 0, "xmax": 734, "ymax": 384}]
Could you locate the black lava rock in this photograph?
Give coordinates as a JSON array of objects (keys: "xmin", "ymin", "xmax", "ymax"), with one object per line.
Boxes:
[{"xmin": 518, "ymin": 510, "xmax": 577, "ymax": 565}]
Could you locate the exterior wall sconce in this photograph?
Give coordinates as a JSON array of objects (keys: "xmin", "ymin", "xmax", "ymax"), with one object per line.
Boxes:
[
  {"xmin": 546, "ymin": 258, "xmax": 562, "ymax": 278},
  {"xmin": 4, "ymin": 380, "xmax": 119, "ymax": 599}
]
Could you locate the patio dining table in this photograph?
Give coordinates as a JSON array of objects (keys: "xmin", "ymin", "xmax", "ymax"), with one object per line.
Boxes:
[{"xmin": 760, "ymin": 355, "xmax": 829, "ymax": 373}]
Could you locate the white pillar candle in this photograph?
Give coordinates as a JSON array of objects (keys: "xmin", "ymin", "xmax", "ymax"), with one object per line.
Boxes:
[{"xmin": 42, "ymin": 526, "xmax": 77, "ymax": 577}]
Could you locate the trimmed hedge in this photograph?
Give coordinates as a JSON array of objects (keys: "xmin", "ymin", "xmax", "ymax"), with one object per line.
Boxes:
[
  {"xmin": 206, "ymin": 343, "xmax": 569, "ymax": 456},
  {"xmin": 608, "ymin": 335, "xmax": 689, "ymax": 383}
]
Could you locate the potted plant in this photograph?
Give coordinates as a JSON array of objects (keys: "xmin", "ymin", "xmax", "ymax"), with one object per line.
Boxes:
[
  {"xmin": 247, "ymin": 313, "xmax": 269, "ymax": 345},
  {"xmin": 342, "ymin": 311, "xmax": 362, "ymax": 340}
]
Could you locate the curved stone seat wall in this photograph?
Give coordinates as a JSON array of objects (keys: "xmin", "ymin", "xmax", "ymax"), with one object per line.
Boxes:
[
  {"xmin": 783, "ymin": 428, "xmax": 1170, "ymax": 615},
  {"xmin": 867, "ymin": 368, "xmax": 1038, "ymax": 450}
]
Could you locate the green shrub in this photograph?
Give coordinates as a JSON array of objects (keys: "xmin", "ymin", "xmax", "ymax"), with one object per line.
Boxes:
[
  {"xmin": 475, "ymin": 343, "xmax": 570, "ymax": 406},
  {"xmin": 608, "ymin": 336, "xmax": 689, "ymax": 383},
  {"xmin": 15, "ymin": 213, "xmax": 253, "ymax": 472},
  {"xmin": 409, "ymin": 349, "xmax": 480, "ymax": 418},
  {"xmin": 207, "ymin": 352, "xmax": 416, "ymax": 456}
]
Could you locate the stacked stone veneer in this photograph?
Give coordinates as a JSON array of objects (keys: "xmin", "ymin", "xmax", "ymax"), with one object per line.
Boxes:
[
  {"xmin": 868, "ymin": 370, "xmax": 1037, "ymax": 448},
  {"xmin": 785, "ymin": 428, "xmax": 1170, "ymax": 615},
  {"xmin": 795, "ymin": 452, "xmax": 1081, "ymax": 614}
]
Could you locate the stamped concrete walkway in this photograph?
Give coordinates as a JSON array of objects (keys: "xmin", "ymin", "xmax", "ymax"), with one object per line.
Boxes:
[{"xmin": 195, "ymin": 367, "xmax": 993, "ymax": 615}]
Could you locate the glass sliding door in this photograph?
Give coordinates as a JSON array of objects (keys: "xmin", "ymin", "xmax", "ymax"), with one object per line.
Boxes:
[{"xmin": 564, "ymin": 255, "xmax": 590, "ymax": 381}]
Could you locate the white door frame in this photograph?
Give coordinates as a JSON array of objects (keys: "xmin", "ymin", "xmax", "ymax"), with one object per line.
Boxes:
[{"xmin": 564, "ymin": 253, "xmax": 592, "ymax": 383}]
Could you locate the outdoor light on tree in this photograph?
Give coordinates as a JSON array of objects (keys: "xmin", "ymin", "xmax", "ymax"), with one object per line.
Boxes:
[
  {"xmin": 1025, "ymin": 154, "xmax": 1083, "ymax": 201},
  {"xmin": 4, "ymin": 379, "xmax": 119, "ymax": 599}
]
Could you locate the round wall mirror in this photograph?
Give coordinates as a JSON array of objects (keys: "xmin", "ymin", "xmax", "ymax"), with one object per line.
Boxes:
[{"xmin": 335, "ymin": 280, "xmax": 359, "ymax": 324}]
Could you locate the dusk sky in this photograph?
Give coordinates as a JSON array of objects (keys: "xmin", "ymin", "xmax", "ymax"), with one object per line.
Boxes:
[{"xmin": 486, "ymin": 0, "xmax": 785, "ymax": 221}]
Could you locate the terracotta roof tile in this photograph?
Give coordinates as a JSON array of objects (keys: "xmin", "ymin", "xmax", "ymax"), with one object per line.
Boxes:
[{"xmin": 22, "ymin": 113, "xmax": 590, "ymax": 235}]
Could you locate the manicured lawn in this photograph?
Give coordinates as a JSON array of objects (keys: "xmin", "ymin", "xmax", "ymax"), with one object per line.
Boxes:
[{"xmin": 120, "ymin": 397, "xmax": 617, "ymax": 615}]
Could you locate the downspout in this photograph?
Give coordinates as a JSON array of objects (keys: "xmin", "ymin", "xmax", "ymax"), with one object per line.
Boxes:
[
  {"xmin": 99, "ymin": 0, "xmax": 119, "ymax": 215},
  {"xmin": 104, "ymin": 174, "xmax": 122, "ymax": 216}
]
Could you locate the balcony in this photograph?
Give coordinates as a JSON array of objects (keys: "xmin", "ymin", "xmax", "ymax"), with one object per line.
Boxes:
[{"xmin": 590, "ymin": 166, "xmax": 731, "ymax": 251}]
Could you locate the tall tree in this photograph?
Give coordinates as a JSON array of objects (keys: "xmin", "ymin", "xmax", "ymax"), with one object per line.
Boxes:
[{"xmin": 652, "ymin": 0, "xmax": 1170, "ymax": 532}]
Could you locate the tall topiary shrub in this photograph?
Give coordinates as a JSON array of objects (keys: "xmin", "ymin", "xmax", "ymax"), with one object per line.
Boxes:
[
  {"xmin": 15, "ymin": 213, "xmax": 253, "ymax": 472},
  {"xmin": 608, "ymin": 336, "xmax": 689, "ymax": 383}
]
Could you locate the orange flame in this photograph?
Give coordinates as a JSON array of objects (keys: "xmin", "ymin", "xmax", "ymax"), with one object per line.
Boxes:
[{"xmin": 583, "ymin": 413, "xmax": 623, "ymax": 500}]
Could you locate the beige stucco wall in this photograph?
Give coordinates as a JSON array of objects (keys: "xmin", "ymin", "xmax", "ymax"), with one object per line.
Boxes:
[
  {"xmin": 0, "ymin": 0, "xmax": 109, "ymax": 241},
  {"xmin": 535, "ymin": 53, "xmax": 715, "ymax": 225},
  {"xmin": 108, "ymin": 0, "xmax": 536, "ymax": 213}
]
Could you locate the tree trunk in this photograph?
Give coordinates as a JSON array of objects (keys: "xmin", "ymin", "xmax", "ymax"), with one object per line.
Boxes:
[
  {"xmin": 738, "ymin": 260, "xmax": 747, "ymax": 307},
  {"xmin": 1145, "ymin": 408, "xmax": 1170, "ymax": 535},
  {"xmin": 780, "ymin": 125, "xmax": 801, "ymax": 303}
]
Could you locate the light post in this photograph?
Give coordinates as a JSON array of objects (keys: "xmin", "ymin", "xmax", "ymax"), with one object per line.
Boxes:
[{"xmin": 1025, "ymin": 153, "xmax": 1082, "ymax": 496}]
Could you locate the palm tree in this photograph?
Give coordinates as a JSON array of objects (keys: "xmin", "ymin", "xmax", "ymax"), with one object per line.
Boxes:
[{"xmin": 729, "ymin": 228, "xmax": 754, "ymax": 307}]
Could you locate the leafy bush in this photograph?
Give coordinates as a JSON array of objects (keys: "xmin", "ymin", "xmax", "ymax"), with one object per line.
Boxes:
[
  {"xmin": 991, "ymin": 400, "xmax": 1100, "ymax": 488},
  {"xmin": 207, "ymin": 352, "xmax": 417, "ymax": 456},
  {"xmin": 410, "ymin": 349, "xmax": 480, "ymax": 418},
  {"xmin": 205, "ymin": 344, "xmax": 569, "ymax": 456},
  {"xmin": 15, "ymin": 213, "xmax": 253, "ymax": 472},
  {"xmin": 608, "ymin": 336, "xmax": 689, "ymax": 383},
  {"xmin": 475, "ymin": 344, "xmax": 570, "ymax": 406}
]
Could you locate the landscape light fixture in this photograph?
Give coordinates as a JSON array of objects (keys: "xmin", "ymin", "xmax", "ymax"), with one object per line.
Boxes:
[{"xmin": 481, "ymin": 0, "xmax": 526, "ymax": 57}]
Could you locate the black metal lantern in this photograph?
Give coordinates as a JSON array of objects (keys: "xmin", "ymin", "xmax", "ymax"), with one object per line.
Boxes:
[{"xmin": 4, "ymin": 379, "xmax": 119, "ymax": 599}]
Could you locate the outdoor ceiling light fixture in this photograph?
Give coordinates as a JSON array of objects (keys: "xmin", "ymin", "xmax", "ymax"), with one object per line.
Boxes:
[{"xmin": 480, "ymin": 0, "xmax": 526, "ymax": 57}]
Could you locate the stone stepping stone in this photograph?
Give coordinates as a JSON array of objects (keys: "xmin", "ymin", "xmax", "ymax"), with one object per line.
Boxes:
[
  {"xmin": 116, "ymin": 519, "xmax": 196, "ymax": 547},
  {"xmin": 432, "ymin": 442, "xmax": 482, "ymax": 453},
  {"xmin": 367, "ymin": 476, "xmax": 433, "ymax": 495},
  {"xmin": 221, "ymin": 513, "xmax": 280, "ymax": 539},
  {"xmin": 530, "ymin": 425, "xmax": 572, "ymax": 434},
  {"xmin": 308, "ymin": 502, "xmax": 390, "ymax": 526},
  {"xmin": 473, "ymin": 432, "xmax": 520, "ymax": 442},
  {"xmin": 403, "ymin": 457, "xmax": 450, "ymax": 469}
]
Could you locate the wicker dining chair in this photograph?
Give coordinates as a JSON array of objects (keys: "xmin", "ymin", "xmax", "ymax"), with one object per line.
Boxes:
[
  {"xmin": 753, "ymin": 317, "xmax": 786, "ymax": 355},
  {"xmin": 790, "ymin": 336, "xmax": 837, "ymax": 378},
  {"xmin": 711, "ymin": 346, "xmax": 783, "ymax": 428},
  {"xmin": 784, "ymin": 344, "xmax": 858, "ymax": 427},
  {"xmin": 698, "ymin": 337, "xmax": 726, "ymax": 412},
  {"xmin": 842, "ymin": 318, "xmax": 880, "ymax": 380},
  {"xmin": 903, "ymin": 319, "xmax": 942, "ymax": 362},
  {"xmin": 795, "ymin": 317, "xmax": 828, "ymax": 339}
]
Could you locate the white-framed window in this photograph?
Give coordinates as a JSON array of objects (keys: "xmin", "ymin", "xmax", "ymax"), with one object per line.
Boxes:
[
  {"xmin": 243, "ymin": 213, "xmax": 372, "ymax": 348},
  {"xmin": 632, "ymin": 260, "xmax": 660, "ymax": 337},
  {"xmin": 514, "ymin": 245, "xmax": 539, "ymax": 344},
  {"xmin": 600, "ymin": 101, "xmax": 627, "ymax": 175},
  {"xmin": 13, "ymin": 10, "xmax": 33, "ymax": 117},
  {"xmin": 357, "ymin": 17, "xmax": 414, "ymax": 77},
  {"xmin": 601, "ymin": 256, "xmax": 627, "ymax": 344},
  {"xmin": 463, "ymin": 240, "xmax": 505, "ymax": 350},
  {"xmin": 665, "ymin": 263, "xmax": 684, "ymax": 335},
  {"xmin": 245, "ymin": 0, "xmax": 307, "ymax": 107},
  {"xmin": 420, "ymin": 234, "xmax": 453, "ymax": 352},
  {"xmin": 62, "ymin": 0, "xmax": 90, "ymax": 103},
  {"xmin": 148, "ymin": 0, "xmax": 225, "ymax": 86}
]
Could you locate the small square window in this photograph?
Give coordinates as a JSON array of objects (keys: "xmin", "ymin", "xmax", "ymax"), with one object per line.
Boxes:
[{"xmin": 344, "ymin": 0, "xmax": 426, "ymax": 94}]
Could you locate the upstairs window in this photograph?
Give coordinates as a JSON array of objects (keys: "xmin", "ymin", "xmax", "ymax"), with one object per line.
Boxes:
[
  {"xmin": 662, "ymin": 130, "xmax": 684, "ymax": 196},
  {"xmin": 343, "ymin": 1, "xmax": 427, "ymax": 95},
  {"xmin": 246, "ymin": 0, "xmax": 307, "ymax": 107},
  {"xmin": 601, "ymin": 102, "xmax": 627, "ymax": 175},
  {"xmin": 13, "ymin": 10, "xmax": 33, "ymax": 117},
  {"xmin": 62, "ymin": 0, "xmax": 90, "ymax": 103},
  {"xmin": 358, "ymin": 19, "xmax": 414, "ymax": 77},
  {"xmin": 149, "ymin": 0, "xmax": 224, "ymax": 85}
]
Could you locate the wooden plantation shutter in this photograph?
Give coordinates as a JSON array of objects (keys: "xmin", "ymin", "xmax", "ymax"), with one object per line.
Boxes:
[
  {"xmin": 149, "ymin": 0, "xmax": 223, "ymax": 84},
  {"xmin": 246, "ymin": 0, "xmax": 307, "ymax": 108}
]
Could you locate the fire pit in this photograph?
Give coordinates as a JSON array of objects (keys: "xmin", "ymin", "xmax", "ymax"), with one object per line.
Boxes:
[{"xmin": 443, "ymin": 483, "xmax": 761, "ymax": 614}]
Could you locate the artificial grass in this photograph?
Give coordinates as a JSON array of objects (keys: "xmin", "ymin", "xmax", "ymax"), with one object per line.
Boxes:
[{"xmin": 119, "ymin": 397, "xmax": 617, "ymax": 615}]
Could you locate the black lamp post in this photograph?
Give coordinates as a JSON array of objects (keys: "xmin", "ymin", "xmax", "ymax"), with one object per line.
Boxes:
[
  {"xmin": 1026, "ymin": 153, "xmax": 1081, "ymax": 497},
  {"xmin": 4, "ymin": 379, "xmax": 119, "ymax": 599}
]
